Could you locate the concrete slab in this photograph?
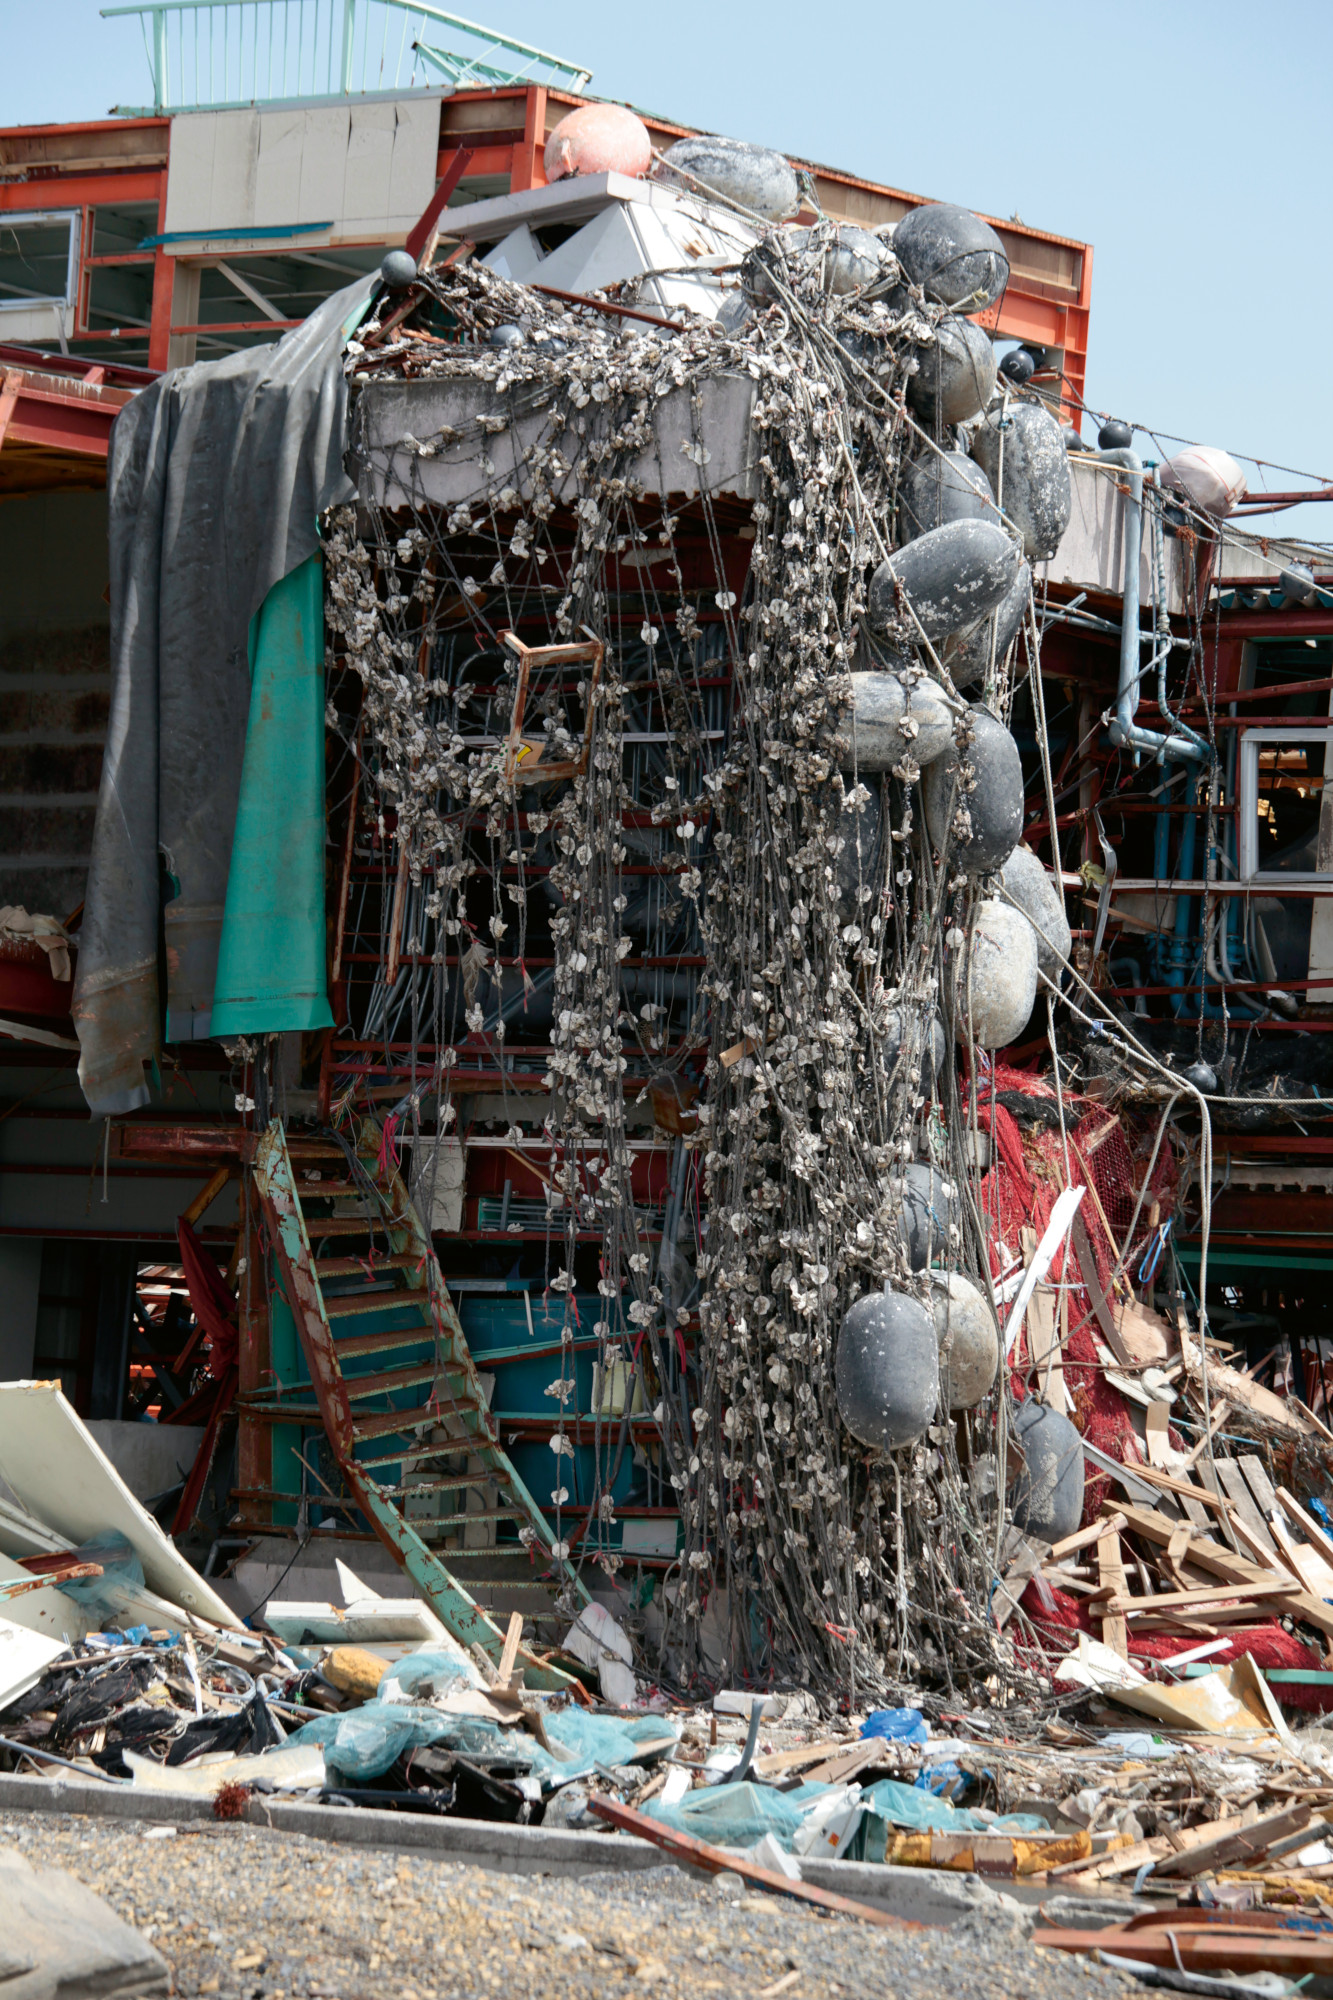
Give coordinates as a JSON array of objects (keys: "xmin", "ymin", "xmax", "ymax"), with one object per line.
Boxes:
[
  {"xmin": 0, "ymin": 1840, "xmax": 169, "ymax": 1997},
  {"xmin": 0, "ymin": 1773, "xmax": 1085, "ymax": 1924}
]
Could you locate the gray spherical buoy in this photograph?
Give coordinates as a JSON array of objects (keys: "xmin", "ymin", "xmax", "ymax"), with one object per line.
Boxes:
[
  {"xmin": 971, "ymin": 402, "xmax": 1073, "ymax": 560},
  {"xmin": 1098, "ymin": 418, "xmax": 1133, "ymax": 451},
  {"xmin": 1010, "ymin": 1399, "xmax": 1085, "ymax": 1544},
  {"xmin": 901, "ymin": 450, "xmax": 995, "ymax": 540},
  {"xmin": 894, "ymin": 203, "xmax": 1009, "ymax": 310},
  {"xmin": 1063, "ymin": 425, "xmax": 1087, "ymax": 453},
  {"xmin": 893, "ymin": 1162, "xmax": 959, "ymax": 1271},
  {"xmin": 867, "ymin": 520, "xmax": 1023, "ymax": 646},
  {"xmin": 1001, "ymin": 846, "xmax": 1071, "ymax": 982},
  {"xmin": 959, "ymin": 898, "xmax": 1038, "ymax": 1048},
  {"xmin": 744, "ymin": 223, "xmax": 896, "ymax": 302},
  {"xmin": 923, "ymin": 706, "xmax": 1023, "ymax": 874},
  {"xmin": 380, "ymin": 249, "xmax": 418, "ymax": 291},
  {"xmin": 929, "ymin": 1272, "xmax": 1000, "ymax": 1411},
  {"xmin": 883, "ymin": 1006, "xmax": 948, "ymax": 1093},
  {"xmin": 657, "ymin": 135, "xmax": 798, "ymax": 221},
  {"xmin": 835, "ymin": 1287, "xmax": 940, "ymax": 1450},
  {"xmin": 838, "ymin": 670, "xmax": 954, "ymax": 772},
  {"xmin": 942, "ymin": 559, "xmax": 1031, "ymax": 687},
  {"xmin": 715, "ymin": 290, "xmax": 752, "ymax": 336},
  {"xmin": 906, "ymin": 316, "xmax": 997, "ymax": 428},
  {"xmin": 1280, "ymin": 563, "xmax": 1318, "ymax": 607},
  {"xmin": 488, "ymin": 323, "xmax": 525, "ymax": 348}
]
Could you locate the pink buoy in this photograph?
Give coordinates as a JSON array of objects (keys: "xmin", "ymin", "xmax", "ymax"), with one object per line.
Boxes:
[
  {"xmin": 1159, "ymin": 445, "xmax": 1248, "ymax": 518},
  {"xmin": 544, "ymin": 103, "xmax": 652, "ymax": 183}
]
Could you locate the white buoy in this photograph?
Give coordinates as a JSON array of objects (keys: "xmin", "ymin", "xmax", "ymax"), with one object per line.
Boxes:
[
  {"xmin": 959, "ymin": 899, "xmax": 1038, "ymax": 1048},
  {"xmin": 1001, "ymin": 847, "xmax": 1070, "ymax": 982},
  {"xmin": 928, "ymin": 1272, "xmax": 999, "ymax": 1410}
]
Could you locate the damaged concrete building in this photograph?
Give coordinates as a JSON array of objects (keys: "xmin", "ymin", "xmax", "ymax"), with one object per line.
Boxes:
[{"xmin": 3, "ymin": 0, "xmax": 1333, "ymax": 1937}]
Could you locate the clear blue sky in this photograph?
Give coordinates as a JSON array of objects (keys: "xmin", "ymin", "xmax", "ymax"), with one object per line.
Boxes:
[{"xmin": 4, "ymin": 0, "xmax": 1331, "ymax": 541}]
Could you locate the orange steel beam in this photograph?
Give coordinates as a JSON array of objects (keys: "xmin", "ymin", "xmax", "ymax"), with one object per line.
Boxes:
[
  {"xmin": 512, "ymin": 84, "xmax": 547, "ymax": 193},
  {"xmin": 0, "ymin": 171, "xmax": 161, "ymax": 211}
]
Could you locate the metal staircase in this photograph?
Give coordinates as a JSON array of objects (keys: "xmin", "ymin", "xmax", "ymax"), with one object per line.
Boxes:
[{"xmin": 251, "ymin": 1117, "xmax": 589, "ymax": 1683}]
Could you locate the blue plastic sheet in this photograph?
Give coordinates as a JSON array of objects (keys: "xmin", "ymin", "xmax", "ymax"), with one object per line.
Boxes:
[
  {"xmin": 379, "ymin": 1648, "xmax": 478, "ymax": 1702},
  {"xmin": 863, "ymin": 1779, "xmax": 1047, "ymax": 1835},
  {"xmin": 916, "ymin": 1758, "xmax": 967, "ymax": 1801},
  {"xmin": 285, "ymin": 1702, "xmax": 676, "ymax": 1789},
  {"xmin": 640, "ymin": 1780, "xmax": 814, "ymax": 1849},
  {"xmin": 286, "ymin": 1703, "xmax": 463, "ymax": 1782},
  {"xmin": 861, "ymin": 1707, "xmax": 929, "ymax": 1745},
  {"xmin": 55, "ymin": 1533, "xmax": 147, "ymax": 1624},
  {"xmin": 543, "ymin": 1709, "xmax": 677, "ymax": 1772}
]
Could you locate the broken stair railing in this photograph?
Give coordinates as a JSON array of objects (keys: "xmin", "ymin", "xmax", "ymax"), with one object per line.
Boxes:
[{"xmin": 251, "ymin": 1118, "xmax": 589, "ymax": 1684}]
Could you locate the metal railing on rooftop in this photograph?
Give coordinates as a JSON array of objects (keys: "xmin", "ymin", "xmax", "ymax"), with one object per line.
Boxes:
[{"xmin": 101, "ymin": 0, "xmax": 592, "ymax": 114}]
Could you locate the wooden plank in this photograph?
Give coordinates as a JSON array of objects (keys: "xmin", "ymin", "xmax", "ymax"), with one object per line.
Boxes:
[
  {"xmin": 1020, "ymin": 1224, "xmax": 1068, "ymax": 1413},
  {"xmin": 1107, "ymin": 1577, "xmax": 1300, "ymax": 1617},
  {"xmin": 494, "ymin": 1610, "xmax": 524, "ymax": 1689},
  {"xmin": 1096, "ymin": 1531, "xmax": 1129, "ymax": 1659},
  {"xmin": 1238, "ymin": 1453, "xmax": 1281, "ymax": 1522},
  {"xmin": 1195, "ymin": 1458, "xmax": 1244, "ymax": 1553},
  {"xmin": 1269, "ymin": 1511, "xmax": 1333, "ymax": 1597},
  {"xmin": 586, "ymin": 1797, "xmax": 925, "ymax": 1929},
  {"xmin": 1214, "ymin": 1457, "xmax": 1279, "ymax": 1556},
  {"xmin": 1071, "ymin": 1215, "xmax": 1136, "ymax": 1366},
  {"xmin": 752, "ymin": 1738, "xmax": 858, "ymax": 1777},
  {"xmin": 1277, "ymin": 1486, "xmax": 1333, "ymax": 1573},
  {"xmin": 1182, "ymin": 1402, "xmax": 1232, "ymax": 1467},
  {"xmin": 1155, "ymin": 1802, "xmax": 1314, "ymax": 1878},
  {"xmin": 1051, "ymin": 1512, "xmax": 1128, "ymax": 1561},
  {"xmin": 1048, "ymin": 1807, "xmax": 1253, "ymax": 1882},
  {"xmin": 1228, "ymin": 1510, "xmax": 1300, "ymax": 1581},
  {"xmin": 802, "ymin": 1740, "xmax": 890, "ymax": 1785},
  {"xmin": 1107, "ymin": 1499, "xmax": 1333, "ymax": 1641}
]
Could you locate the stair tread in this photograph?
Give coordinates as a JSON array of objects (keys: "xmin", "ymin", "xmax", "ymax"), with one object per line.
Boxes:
[
  {"xmin": 298, "ymin": 1216, "xmax": 398, "ymax": 1237},
  {"xmin": 316, "ymin": 1252, "xmax": 418, "ymax": 1277},
  {"xmin": 399, "ymin": 1506, "xmax": 528, "ymax": 1524},
  {"xmin": 352, "ymin": 1406, "xmax": 494, "ymax": 1442},
  {"xmin": 341, "ymin": 1360, "xmax": 474, "ymax": 1402},
  {"xmin": 334, "ymin": 1324, "xmax": 455, "ymax": 1360},
  {"xmin": 323, "ymin": 1288, "xmax": 431, "ymax": 1320}
]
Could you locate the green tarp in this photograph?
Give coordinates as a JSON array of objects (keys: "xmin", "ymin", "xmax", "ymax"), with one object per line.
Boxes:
[{"xmin": 211, "ymin": 551, "xmax": 333, "ymax": 1037}]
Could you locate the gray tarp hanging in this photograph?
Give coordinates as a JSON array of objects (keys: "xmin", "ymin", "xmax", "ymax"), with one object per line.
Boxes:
[{"xmin": 72, "ymin": 278, "xmax": 371, "ymax": 1117}]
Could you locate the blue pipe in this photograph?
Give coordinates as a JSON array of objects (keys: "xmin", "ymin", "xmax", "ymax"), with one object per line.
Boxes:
[{"xmin": 1166, "ymin": 768, "xmax": 1199, "ymax": 1015}]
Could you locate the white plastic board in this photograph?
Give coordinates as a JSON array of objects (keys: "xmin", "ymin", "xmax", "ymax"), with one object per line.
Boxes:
[{"xmin": 0, "ymin": 1382, "xmax": 237, "ymax": 1627}]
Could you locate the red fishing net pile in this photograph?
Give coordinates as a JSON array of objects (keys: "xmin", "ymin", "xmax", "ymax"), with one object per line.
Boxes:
[
  {"xmin": 970, "ymin": 1057, "xmax": 1178, "ymax": 1514},
  {"xmin": 968, "ymin": 1061, "xmax": 1333, "ymax": 1712}
]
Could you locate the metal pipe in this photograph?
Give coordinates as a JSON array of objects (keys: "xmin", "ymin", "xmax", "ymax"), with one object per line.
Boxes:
[{"xmin": 1099, "ymin": 449, "xmax": 1210, "ymax": 766}]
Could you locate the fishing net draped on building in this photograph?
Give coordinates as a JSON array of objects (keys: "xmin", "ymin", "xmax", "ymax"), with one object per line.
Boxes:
[{"xmin": 324, "ymin": 218, "xmax": 1069, "ymax": 1700}]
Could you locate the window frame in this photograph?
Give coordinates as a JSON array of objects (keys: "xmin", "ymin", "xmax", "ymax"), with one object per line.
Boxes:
[
  {"xmin": 1237, "ymin": 724, "xmax": 1332, "ymax": 884},
  {"xmin": 0, "ymin": 208, "xmax": 82, "ymax": 313}
]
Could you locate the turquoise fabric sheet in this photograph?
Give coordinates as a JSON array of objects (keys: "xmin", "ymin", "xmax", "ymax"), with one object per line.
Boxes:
[{"xmin": 210, "ymin": 551, "xmax": 333, "ymax": 1036}]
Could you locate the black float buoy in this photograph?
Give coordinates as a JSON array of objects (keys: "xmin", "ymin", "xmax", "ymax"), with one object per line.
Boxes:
[{"xmin": 835, "ymin": 1286, "xmax": 940, "ymax": 1450}]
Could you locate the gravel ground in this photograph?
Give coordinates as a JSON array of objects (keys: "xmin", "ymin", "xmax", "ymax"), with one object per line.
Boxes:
[{"xmin": 0, "ymin": 1808, "xmax": 1133, "ymax": 2000}]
